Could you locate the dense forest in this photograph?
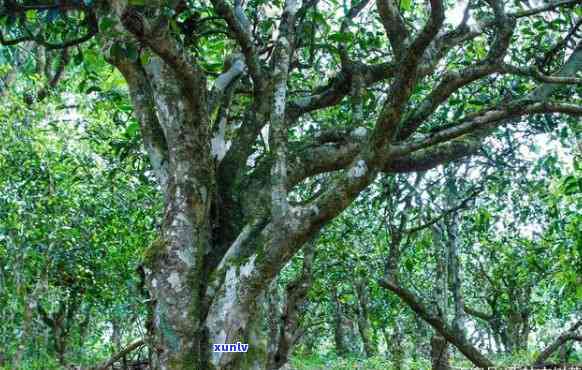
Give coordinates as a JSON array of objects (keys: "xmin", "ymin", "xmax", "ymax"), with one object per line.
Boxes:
[{"xmin": 0, "ymin": 0, "xmax": 581, "ymax": 369}]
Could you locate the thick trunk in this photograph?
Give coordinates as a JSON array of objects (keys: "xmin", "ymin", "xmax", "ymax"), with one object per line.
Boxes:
[
  {"xmin": 355, "ymin": 278, "xmax": 377, "ymax": 357},
  {"xmin": 13, "ymin": 296, "xmax": 34, "ymax": 368},
  {"xmin": 431, "ymin": 335, "xmax": 450, "ymax": 370},
  {"xmin": 107, "ymin": 4, "xmax": 372, "ymax": 368},
  {"xmin": 332, "ymin": 286, "xmax": 360, "ymax": 356},
  {"xmin": 385, "ymin": 326, "xmax": 404, "ymax": 370},
  {"xmin": 130, "ymin": 55, "xmax": 212, "ymax": 369},
  {"xmin": 506, "ymin": 309, "xmax": 529, "ymax": 353}
]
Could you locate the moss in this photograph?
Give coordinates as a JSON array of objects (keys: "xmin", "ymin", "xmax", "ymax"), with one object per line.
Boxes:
[{"xmin": 142, "ymin": 237, "xmax": 168, "ymax": 268}]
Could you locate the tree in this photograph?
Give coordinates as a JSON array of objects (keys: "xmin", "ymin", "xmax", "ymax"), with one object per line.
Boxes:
[{"xmin": 1, "ymin": 0, "xmax": 581, "ymax": 368}]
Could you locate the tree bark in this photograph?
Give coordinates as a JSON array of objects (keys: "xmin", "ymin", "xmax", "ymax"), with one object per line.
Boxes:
[
  {"xmin": 355, "ymin": 277, "xmax": 377, "ymax": 357},
  {"xmin": 332, "ymin": 285, "xmax": 360, "ymax": 357},
  {"xmin": 431, "ymin": 335, "xmax": 450, "ymax": 370}
]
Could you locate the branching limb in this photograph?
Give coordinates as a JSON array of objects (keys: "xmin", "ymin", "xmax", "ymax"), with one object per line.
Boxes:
[
  {"xmin": 529, "ymin": 41, "xmax": 582, "ymax": 101},
  {"xmin": 389, "ymin": 102, "xmax": 582, "ymax": 160},
  {"xmin": 375, "ymin": 0, "xmax": 407, "ymax": 57},
  {"xmin": 120, "ymin": 9, "xmax": 204, "ymax": 96},
  {"xmin": 338, "ymin": 0, "xmax": 372, "ymax": 65},
  {"xmin": 501, "ymin": 63, "xmax": 582, "ymax": 85},
  {"xmin": 286, "ymin": 61, "xmax": 397, "ymax": 122},
  {"xmin": 513, "ymin": 0, "xmax": 582, "ymax": 19},
  {"xmin": 109, "ymin": 56, "xmax": 170, "ymax": 189},
  {"xmin": 271, "ymin": 0, "xmax": 302, "ymax": 221},
  {"xmin": 399, "ymin": 64, "xmax": 502, "ymax": 140},
  {"xmin": 0, "ymin": 3, "xmax": 98, "ymax": 49},
  {"xmin": 94, "ymin": 338, "xmax": 145, "ymax": 370},
  {"xmin": 370, "ymin": 0, "xmax": 445, "ymax": 152},
  {"xmin": 210, "ymin": 0, "xmax": 266, "ymax": 92},
  {"xmin": 464, "ymin": 305, "xmax": 495, "ymax": 321},
  {"xmin": 403, "ymin": 190, "xmax": 479, "ymax": 234},
  {"xmin": 35, "ymin": 48, "xmax": 69, "ymax": 103}
]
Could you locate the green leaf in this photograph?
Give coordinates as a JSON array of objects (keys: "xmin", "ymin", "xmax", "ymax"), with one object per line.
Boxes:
[
  {"xmin": 329, "ymin": 32, "xmax": 352, "ymax": 43},
  {"xmin": 99, "ymin": 17, "xmax": 115, "ymax": 32}
]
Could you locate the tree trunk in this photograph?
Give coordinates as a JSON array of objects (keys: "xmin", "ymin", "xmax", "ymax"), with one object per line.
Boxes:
[
  {"xmin": 108, "ymin": 20, "xmax": 349, "ymax": 369},
  {"xmin": 13, "ymin": 295, "xmax": 34, "ymax": 368},
  {"xmin": 355, "ymin": 278, "xmax": 377, "ymax": 357},
  {"xmin": 431, "ymin": 224, "xmax": 450, "ymax": 370},
  {"xmin": 444, "ymin": 179, "xmax": 466, "ymax": 335},
  {"xmin": 267, "ymin": 241, "xmax": 316, "ymax": 369},
  {"xmin": 431, "ymin": 335, "xmax": 450, "ymax": 370},
  {"xmin": 332, "ymin": 285, "xmax": 360, "ymax": 357},
  {"xmin": 386, "ymin": 325, "xmax": 404, "ymax": 370}
]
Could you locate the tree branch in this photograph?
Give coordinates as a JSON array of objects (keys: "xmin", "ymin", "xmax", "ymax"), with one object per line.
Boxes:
[
  {"xmin": 109, "ymin": 56, "xmax": 170, "ymax": 189},
  {"xmin": 120, "ymin": 8, "xmax": 204, "ymax": 96},
  {"xmin": 533, "ymin": 320, "xmax": 582, "ymax": 366},
  {"xmin": 403, "ymin": 190, "xmax": 479, "ymax": 234},
  {"xmin": 94, "ymin": 338, "xmax": 145, "ymax": 370},
  {"xmin": 370, "ymin": 0, "xmax": 445, "ymax": 152},
  {"xmin": 0, "ymin": 2, "xmax": 97, "ymax": 49},
  {"xmin": 210, "ymin": 0, "xmax": 266, "ymax": 92},
  {"xmin": 208, "ymin": 54, "xmax": 246, "ymax": 117},
  {"xmin": 379, "ymin": 278, "xmax": 495, "ymax": 368},
  {"xmin": 375, "ymin": 0, "xmax": 407, "ymax": 57}
]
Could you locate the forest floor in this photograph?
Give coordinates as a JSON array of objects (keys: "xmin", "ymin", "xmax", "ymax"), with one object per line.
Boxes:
[{"xmin": 287, "ymin": 354, "xmax": 582, "ymax": 370}]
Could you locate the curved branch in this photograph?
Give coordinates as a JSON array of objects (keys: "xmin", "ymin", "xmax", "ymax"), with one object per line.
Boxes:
[
  {"xmin": 380, "ymin": 278, "xmax": 495, "ymax": 368},
  {"xmin": 533, "ymin": 320, "xmax": 582, "ymax": 366},
  {"xmin": 94, "ymin": 338, "xmax": 145, "ymax": 370},
  {"xmin": 210, "ymin": 0, "xmax": 266, "ymax": 92}
]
